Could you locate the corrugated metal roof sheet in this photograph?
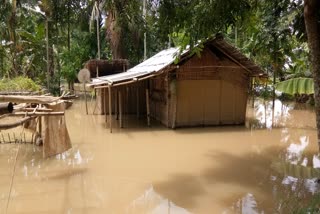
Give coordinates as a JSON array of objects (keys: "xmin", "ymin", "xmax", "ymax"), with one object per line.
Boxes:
[
  {"xmin": 89, "ymin": 35, "xmax": 267, "ymax": 87},
  {"xmin": 90, "ymin": 47, "xmax": 180, "ymax": 86}
]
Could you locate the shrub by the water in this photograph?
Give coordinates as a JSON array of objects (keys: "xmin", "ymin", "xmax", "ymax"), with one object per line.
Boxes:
[{"xmin": 0, "ymin": 77, "xmax": 41, "ymax": 92}]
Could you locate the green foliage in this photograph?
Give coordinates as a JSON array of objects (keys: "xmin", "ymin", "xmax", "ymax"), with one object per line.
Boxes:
[
  {"xmin": 276, "ymin": 78, "xmax": 314, "ymax": 95},
  {"xmin": 157, "ymin": 0, "xmax": 251, "ymax": 49},
  {"xmin": 0, "ymin": 76, "xmax": 41, "ymax": 91},
  {"xmin": 292, "ymin": 193, "xmax": 320, "ymax": 213},
  {"xmin": 60, "ymin": 30, "xmax": 94, "ymax": 84},
  {"xmin": 232, "ymin": 0, "xmax": 306, "ymax": 81}
]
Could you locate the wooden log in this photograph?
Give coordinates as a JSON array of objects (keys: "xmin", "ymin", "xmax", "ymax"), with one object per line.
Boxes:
[
  {"xmin": 60, "ymin": 94, "xmax": 78, "ymax": 100},
  {"xmin": 0, "ymin": 116, "xmax": 36, "ymax": 130},
  {"xmin": 0, "ymin": 95, "xmax": 60, "ymax": 104},
  {"xmin": 0, "ymin": 91, "xmax": 41, "ymax": 96},
  {"xmin": 0, "ymin": 102, "xmax": 13, "ymax": 115},
  {"xmin": 17, "ymin": 108, "xmax": 53, "ymax": 112},
  {"xmin": 10, "ymin": 112, "xmax": 64, "ymax": 116}
]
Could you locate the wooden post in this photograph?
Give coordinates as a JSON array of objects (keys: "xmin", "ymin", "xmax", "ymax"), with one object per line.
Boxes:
[
  {"xmin": 170, "ymin": 80, "xmax": 177, "ymax": 129},
  {"xmin": 38, "ymin": 104, "xmax": 42, "ymax": 136},
  {"xmin": 115, "ymin": 89, "xmax": 118, "ymax": 120},
  {"xmin": 146, "ymin": 89, "xmax": 150, "ymax": 126},
  {"xmin": 104, "ymin": 88, "xmax": 107, "ymax": 121},
  {"xmin": 108, "ymin": 85, "xmax": 112, "ymax": 133},
  {"xmin": 84, "ymin": 82, "xmax": 88, "ymax": 115},
  {"xmin": 38, "ymin": 116, "xmax": 42, "ymax": 136},
  {"xmin": 126, "ymin": 86, "xmax": 129, "ymax": 116},
  {"xmin": 92, "ymin": 88, "xmax": 97, "ymax": 114},
  {"xmin": 119, "ymin": 90, "xmax": 123, "ymax": 128},
  {"xmin": 136, "ymin": 86, "xmax": 140, "ymax": 118},
  {"xmin": 252, "ymin": 78, "xmax": 255, "ymax": 108}
]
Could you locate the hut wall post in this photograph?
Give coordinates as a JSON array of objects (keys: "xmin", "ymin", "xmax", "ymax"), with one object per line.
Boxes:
[
  {"xmin": 96, "ymin": 88, "xmax": 104, "ymax": 115},
  {"xmin": 92, "ymin": 88, "xmax": 97, "ymax": 114},
  {"xmin": 169, "ymin": 78, "xmax": 177, "ymax": 129},
  {"xmin": 146, "ymin": 88, "xmax": 150, "ymax": 126},
  {"xmin": 136, "ymin": 85, "xmax": 140, "ymax": 118},
  {"xmin": 104, "ymin": 88, "xmax": 107, "ymax": 121},
  {"xmin": 126, "ymin": 86, "xmax": 129, "ymax": 115},
  {"xmin": 115, "ymin": 88, "xmax": 118, "ymax": 120},
  {"xmin": 252, "ymin": 77, "xmax": 255, "ymax": 108},
  {"xmin": 108, "ymin": 85, "xmax": 112, "ymax": 132},
  {"xmin": 119, "ymin": 90, "xmax": 123, "ymax": 128}
]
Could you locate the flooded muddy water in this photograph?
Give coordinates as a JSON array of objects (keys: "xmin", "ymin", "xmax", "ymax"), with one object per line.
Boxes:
[{"xmin": 0, "ymin": 98, "xmax": 319, "ymax": 213}]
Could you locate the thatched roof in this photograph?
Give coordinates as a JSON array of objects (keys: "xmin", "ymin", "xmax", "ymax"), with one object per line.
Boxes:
[
  {"xmin": 206, "ymin": 34, "xmax": 266, "ymax": 77},
  {"xmin": 89, "ymin": 35, "xmax": 266, "ymax": 87},
  {"xmin": 84, "ymin": 59, "xmax": 129, "ymax": 78}
]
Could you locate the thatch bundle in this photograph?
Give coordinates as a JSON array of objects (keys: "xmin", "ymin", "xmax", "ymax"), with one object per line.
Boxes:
[{"xmin": 84, "ymin": 59, "xmax": 129, "ymax": 78}]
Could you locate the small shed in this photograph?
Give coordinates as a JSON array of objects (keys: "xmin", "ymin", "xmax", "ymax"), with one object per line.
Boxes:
[
  {"xmin": 84, "ymin": 59, "xmax": 129, "ymax": 78},
  {"xmin": 89, "ymin": 35, "xmax": 266, "ymax": 131}
]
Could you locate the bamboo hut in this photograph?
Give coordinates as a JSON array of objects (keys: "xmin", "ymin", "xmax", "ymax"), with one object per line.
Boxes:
[
  {"xmin": 84, "ymin": 59, "xmax": 129, "ymax": 78},
  {"xmin": 89, "ymin": 34, "xmax": 266, "ymax": 131}
]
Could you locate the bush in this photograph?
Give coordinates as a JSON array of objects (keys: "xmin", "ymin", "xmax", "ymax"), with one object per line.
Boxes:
[{"xmin": 0, "ymin": 77, "xmax": 41, "ymax": 92}]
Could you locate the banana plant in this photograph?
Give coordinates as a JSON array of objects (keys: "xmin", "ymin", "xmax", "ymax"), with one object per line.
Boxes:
[{"xmin": 276, "ymin": 77, "xmax": 314, "ymax": 95}]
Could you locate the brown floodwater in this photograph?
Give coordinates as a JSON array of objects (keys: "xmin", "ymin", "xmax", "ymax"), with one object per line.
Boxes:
[{"xmin": 0, "ymin": 98, "xmax": 319, "ymax": 214}]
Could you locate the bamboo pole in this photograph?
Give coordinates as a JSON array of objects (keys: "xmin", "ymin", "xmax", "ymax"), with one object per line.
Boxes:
[
  {"xmin": 92, "ymin": 88, "xmax": 97, "ymax": 114},
  {"xmin": 17, "ymin": 108, "xmax": 53, "ymax": 112},
  {"xmin": 126, "ymin": 86, "xmax": 129, "ymax": 122},
  {"xmin": 108, "ymin": 85, "xmax": 112, "ymax": 133},
  {"xmin": 171, "ymin": 80, "xmax": 177, "ymax": 129},
  {"xmin": 104, "ymin": 88, "xmax": 107, "ymax": 121},
  {"xmin": 136, "ymin": 86, "xmax": 140, "ymax": 118},
  {"xmin": 119, "ymin": 90, "xmax": 123, "ymax": 128},
  {"xmin": 84, "ymin": 82, "xmax": 88, "ymax": 115},
  {"xmin": 11, "ymin": 112, "xmax": 64, "ymax": 116},
  {"xmin": 115, "ymin": 89, "xmax": 118, "ymax": 120},
  {"xmin": 146, "ymin": 89, "xmax": 150, "ymax": 126},
  {"xmin": 252, "ymin": 78, "xmax": 255, "ymax": 108}
]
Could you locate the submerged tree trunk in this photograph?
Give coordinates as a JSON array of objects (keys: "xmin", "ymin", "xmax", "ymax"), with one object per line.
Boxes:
[{"xmin": 304, "ymin": 0, "xmax": 320, "ymax": 150}]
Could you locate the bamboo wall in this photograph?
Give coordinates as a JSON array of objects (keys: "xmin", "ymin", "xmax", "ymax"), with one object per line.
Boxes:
[
  {"xmin": 96, "ymin": 81, "xmax": 147, "ymax": 115},
  {"xmin": 173, "ymin": 47, "xmax": 248, "ymax": 127},
  {"xmin": 175, "ymin": 80, "xmax": 247, "ymax": 127},
  {"xmin": 149, "ymin": 73, "xmax": 169, "ymax": 126}
]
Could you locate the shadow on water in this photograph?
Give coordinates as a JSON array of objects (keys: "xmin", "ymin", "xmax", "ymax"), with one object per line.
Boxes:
[
  {"xmin": 153, "ymin": 174, "xmax": 206, "ymax": 208},
  {"xmin": 153, "ymin": 124, "xmax": 320, "ymax": 213}
]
